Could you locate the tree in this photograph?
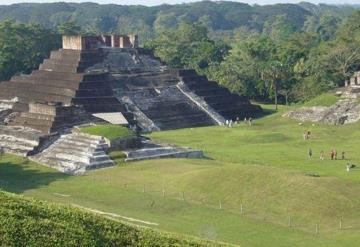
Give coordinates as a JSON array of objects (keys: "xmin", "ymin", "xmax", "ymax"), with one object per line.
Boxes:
[
  {"xmin": 146, "ymin": 22, "xmax": 229, "ymax": 72},
  {"xmin": 0, "ymin": 21, "xmax": 60, "ymax": 82},
  {"xmin": 261, "ymin": 61, "xmax": 287, "ymax": 110},
  {"xmin": 57, "ymin": 21, "xmax": 82, "ymax": 35}
]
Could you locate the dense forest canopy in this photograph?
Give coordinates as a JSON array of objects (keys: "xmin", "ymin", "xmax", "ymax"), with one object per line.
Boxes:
[
  {"xmin": 0, "ymin": 1, "xmax": 357, "ymax": 41},
  {"xmin": 0, "ymin": 1, "xmax": 359, "ymax": 106}
]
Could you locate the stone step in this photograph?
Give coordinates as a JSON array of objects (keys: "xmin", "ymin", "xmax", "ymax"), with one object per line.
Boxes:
[
  {"xmin": 0, "ymin": 126, "xmax": 41, "ymax": 156},
  {"xmin": 90, "ymin": 155, "xmax": 113, "ymax": 163},
  {"xmin": 2, "ymin": 81, "xmax": 77, "ymax": 97},
  {"xmin": 75, "ymin": 88, "xmax": 114, "ymax": 97},
  {"xmin": 34, "ymin": 132, "xmax": 115, "ymax": 174},
  {"xmin": 42, "ymin": 142, "xmax": 104, "ymax": 154},
  {"xmin": 125, "ymin": 149, "xmax": 203, "ymax": 162},
  {"xmin": 126, "ymin": 147, "xmax": 178, "ymax": 158},
  {"xmin": 39, "ymin": 62, "xmax": 80, "ymax": 73},
  {"xmin": 36, "ymin": 156, "xmax": 86, "ymax": 173},
  {"xmin": 86, "ymin": 160, "xmax": 115, "ymax": 171},
  {"xmin": 31, "ymin": 69, "xmax": 84, "ymax": 81},
  {"xmin": 10, "ymin": 76, "xmax": 81, "ymax": 90},
  {"xmin": 0, "ymin": 88, "xmax": 73, "ymax": 105},
  {"xmin": 0, "ymin": 126, "xmax": 43, "ymax": 142},
  {"xmin": 55, "ymin": 139, "xmax": 106, "ymax": 150}
]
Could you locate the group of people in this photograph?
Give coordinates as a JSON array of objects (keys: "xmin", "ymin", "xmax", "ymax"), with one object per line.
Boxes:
[
  {"xmin": 224, "ymin": 117, "xmax": 253, "ymax": 128},
  {"xmin": 305, "ymin": 130, "xmax": 354, "ymax": 172},
  {"xmin": 308, "ymin": 148, "xmax": 345, "ymax": 160}
]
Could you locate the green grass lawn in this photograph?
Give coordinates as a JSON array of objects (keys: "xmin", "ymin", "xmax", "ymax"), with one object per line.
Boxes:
[
  {"xmin": 1, "ymin": 95, "xmax": 360, "ymax": 246},
  {"xmin": 301, "ymin": 93, "xmax": 340, "ymax": 107},
  {"xmin": 80, "ymin": 124, "xmax": 134, "ymax": 141}
]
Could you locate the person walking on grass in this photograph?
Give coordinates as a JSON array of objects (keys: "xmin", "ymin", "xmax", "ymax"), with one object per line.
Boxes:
[
  {"xmin": 308, "ymin": 148, "xmax": 313, "ymax": 159},
  {"xmin": 334, "ymin": 149, "xmax": 338, "ymax": 160},
  {"xmin": 346, "ymin": 163, "xmax": 351, "ymax": 172},
  {"xmin": 342, "ymin": 151, "xmax": 345, "ymax": 160},
  {"xmin": 307, "ymin": 130, "xmax": 311, "ymax": 139},
  {"xmin": 303, "ymin": 131, "xmax": 307, "ymax": 140},
  {"xmin": 320, "ymin": 151, "xmax": 324, "ymax": 161}
]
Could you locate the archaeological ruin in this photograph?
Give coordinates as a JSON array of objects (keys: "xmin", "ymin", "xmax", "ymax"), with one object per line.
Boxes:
[{"xmin": 0, "ymin": 34, "xmax": 261, "ymax": 174}]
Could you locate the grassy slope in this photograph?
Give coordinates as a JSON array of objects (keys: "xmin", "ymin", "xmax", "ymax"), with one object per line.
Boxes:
[
  {"xmin": 302, "ymin": 93, "xmax": 339, "ymax": 107},
  {"xmin": 0, "ymin": 190, "xmax": 218, "ymax": 246},
  {"xmin": 1, "ymin": 94, "xmax": 360, "ymax": 246},
  {"xmin": 80, "ymin": 124, "xmax": 134, "ymax": 140},
  {"xmin": 0, "ymin": 155, "xmax": 340, "ymax": 247}
]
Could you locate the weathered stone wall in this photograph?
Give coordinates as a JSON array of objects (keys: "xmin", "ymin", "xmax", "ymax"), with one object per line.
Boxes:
[
  {"xmin": 62, "ymin": 36, "xmax": 85, "ymax": 50},
  {"xmin": 129, "ymin": 34, "xmax": 139, "ymax": 48},
  {"xmin": 29, "ymin": 103, "xmax": 57, "ymax": 115},
  {"xmin": 63, "ymin": 34, "xmax": 138, "ymax": 50}
]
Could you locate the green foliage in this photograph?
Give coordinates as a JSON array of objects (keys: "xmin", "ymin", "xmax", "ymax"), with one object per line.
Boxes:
[
  {"xmin": 109, "ymin": 151, "xmax": 127, "ymax": 165},
  {"xmin": 80, "ymin": 124, "xmax": 134, "ymax": 141},
  {"xmin": 0, "ymin": 2, "xmax": 356, "ymax": 43},
  {"xmin": 0, "ymin": 190, "xmax": 216, "ymax": 246},
  {"xmin": 0, "ymin": 3, "xmax": 359, "ymax": 106},
  {"xmin": 0, "ymin": 20, "xmax": 60, "ymax": 81},
  {"xmin": 146, "ymin": 22, "xmax": 229, "ymax": 73},
  {"xmin": 57, "ymin": 21, "xmax": 82, "ymax": 35}
]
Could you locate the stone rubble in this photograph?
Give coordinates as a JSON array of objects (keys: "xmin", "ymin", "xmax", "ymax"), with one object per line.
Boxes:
[{"xmin": 284, "ymin": 99, "xmax": 360, "ymax": 125}]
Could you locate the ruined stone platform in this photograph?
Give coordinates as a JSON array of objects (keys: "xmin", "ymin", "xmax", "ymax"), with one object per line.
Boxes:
[
  {"xmin": 0, "ymin": 125, "xmax": 45, "ymax": 156},
  {"xmin": 123, "ymin": 139, "xmax": 205, "ymax": 162},
  {"xmin": 32, "ymin": 132, "xmax": 115, "ymax": 175}
]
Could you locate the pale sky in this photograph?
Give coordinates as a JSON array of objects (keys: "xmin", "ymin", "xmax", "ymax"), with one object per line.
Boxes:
[{"xmin": 0, "ymin": 0, "xmax": 358, "ymax": 6}]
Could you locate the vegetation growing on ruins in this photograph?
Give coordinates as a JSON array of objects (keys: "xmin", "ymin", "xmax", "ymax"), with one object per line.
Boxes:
[{"xmin": 80, "ymin": 124, "xmax": 134, "ymax": 141}]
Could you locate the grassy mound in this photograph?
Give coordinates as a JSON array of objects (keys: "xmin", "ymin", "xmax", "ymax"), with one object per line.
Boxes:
[
  {"xmin": 80, "ymin": 124, "xmax": 134, "ymax": 141},
  {"xmin": 0, "ymin": 190, "xmax": 219, "ymax": 246},
  {"xmin": 302, "ymin": 93, "xmax": 340, "ymax": 107}
]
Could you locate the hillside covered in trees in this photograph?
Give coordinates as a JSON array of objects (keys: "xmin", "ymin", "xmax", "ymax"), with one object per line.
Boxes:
[
  {"xmin": 0, "ymin": 1, "xmax": 359, "ymax": 105},
  {"xmin": 0, "ymin": 1, "xmax": 357, "ymax": 41}
]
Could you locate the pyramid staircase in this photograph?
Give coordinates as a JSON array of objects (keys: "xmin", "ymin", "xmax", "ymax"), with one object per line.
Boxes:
[
  {"xmin": 33, "ymin": 132, "xmax": 115, "ymax": 174},
  {"xmin": 0, "ymin": 48, "xmax": 133, "ymax": 133}
]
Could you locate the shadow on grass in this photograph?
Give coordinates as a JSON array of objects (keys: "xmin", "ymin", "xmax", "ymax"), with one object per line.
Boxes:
[
  {"xmin": 0, "ymin": 157, "xmax": 69, "ymax": 194},
  {"xmin": 253, "ymin": 107, "xmax": 278, "ymax": 119}
]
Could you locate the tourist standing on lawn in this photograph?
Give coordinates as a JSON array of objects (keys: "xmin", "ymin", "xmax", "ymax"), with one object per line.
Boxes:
[
  {"xmin": 308, "ymin": 148, "xmax": 313, "ymax": 158},
  {"xmin": 303, "ymin": 131, "xmax": 307, "ymax": 140}
]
